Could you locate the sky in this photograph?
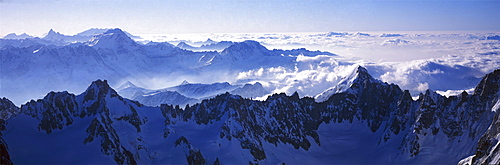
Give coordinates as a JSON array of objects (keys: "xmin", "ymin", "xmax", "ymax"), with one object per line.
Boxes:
[{"xmin": 1, "ymin": 0, "xmax": 499, "ymax": 36}]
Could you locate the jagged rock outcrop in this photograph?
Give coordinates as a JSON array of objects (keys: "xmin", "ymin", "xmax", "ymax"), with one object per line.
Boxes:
[
  {"xmin": 10, "ymin": 80, "xmax": 144, "ymax": 164},
  {"xmin": 460, "ymin": 69, "xmax": 500, "ymax": 164}
]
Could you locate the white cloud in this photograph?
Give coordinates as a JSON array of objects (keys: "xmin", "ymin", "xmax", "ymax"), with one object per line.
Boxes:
[{"xmin": 416, "ymin": 82, "xmax": 429, "ymax": 92}]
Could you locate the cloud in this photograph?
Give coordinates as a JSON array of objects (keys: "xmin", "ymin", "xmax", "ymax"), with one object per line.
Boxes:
[{"xmin": 416, "ymin": 82, "xmax": 429, "ymax": 92}]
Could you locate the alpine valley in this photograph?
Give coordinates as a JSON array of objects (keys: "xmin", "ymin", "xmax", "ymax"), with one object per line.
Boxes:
[{"xmin": 1, "ymin": 29, "xmax": 500, "ymax": 164}]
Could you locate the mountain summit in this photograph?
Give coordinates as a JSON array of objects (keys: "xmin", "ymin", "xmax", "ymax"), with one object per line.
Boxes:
[
  {"xmin": 87, "ymin": 28, "xmax": 138, "ymax": 51},
  {"xmin": 42, "ymin": 29, "xmax": 65, "ymax": 41},
  {"xmin": 220, "ymin": 40, "xmax": 273, "ymax": 60},
  {"xmin": 315, "ymin": 65, "xmax": 380, "ymax": 102}
]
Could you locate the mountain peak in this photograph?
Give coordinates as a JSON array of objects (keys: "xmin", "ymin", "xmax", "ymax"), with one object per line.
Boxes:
[
  {"xmin": 315, "ymin": 65, "xmax": 378, "ymax": 102},
  {"xmin": 0, "ymin": 97, "xmax": 20, "ymax": 120},
  {"xmin": 176, "ymin": 42, "xmax": 195, "ymax": 49},
  {"xmin": 290, "ymin": 91, "xmax": 300, "ymax": 100},
  {"xmin": 117, "ymin": 81, "xmax": 138, "ymax": 91},
  {"xmin": 220, "ymin": 40, "xmax": 272, "ymax": 59},
  {"xmin": 473, "ymin": 69, "xmax": 500, "ymax": 99},
  {"xmin": 48, "ymin": 29, "xmax": 56, "ymax": 34},
  {"xmin": 180, "ymin": 80, "xmax": 190, "ymax": 85},
  {"xmin": 354, "ymin": 65, "xmax": 373, "ymax": 81},
  {"xmin": 82, "ymin": 79, "xmax": 119, "ymax": 102},
  {"xmin": 87, "ymin": 28, "xmax": 138, "ymax": 50},
  {"xmin": 43, "ymin": 29, "xmax": 65, "ymax": 41},
  {"xmin": 45, "ymin": 29, "xmax": 62, "ymax": 36},
  {"xmin": 104, "ymin": 28, "xmax": 126, "ymax": 35},
  {"xmin": 88, "ymin": 79, "xmax": 112, "ymax": 91}
]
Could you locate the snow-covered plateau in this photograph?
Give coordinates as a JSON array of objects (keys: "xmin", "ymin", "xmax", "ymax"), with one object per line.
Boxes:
[{"xmin": 1, "ymin": 28, "xmax": 500, "ymax": 164}]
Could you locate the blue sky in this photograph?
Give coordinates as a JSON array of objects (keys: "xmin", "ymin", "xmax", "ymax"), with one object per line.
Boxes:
[{"xmin": 1, "ymin": 0, "xmax": 499, "ymax": 36}]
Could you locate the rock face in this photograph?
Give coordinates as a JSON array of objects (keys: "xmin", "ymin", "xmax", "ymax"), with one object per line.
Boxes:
[
  {"xmin": 1, "ymin": 68, "xmax": 500, "ymax": 164},
  {"xmin": 0, "ymin": 98, "xmax": 17, "ymax": 165},
  {"xmin": 462, "ymin": 69, "xmax": 500, "ymax": 164}
]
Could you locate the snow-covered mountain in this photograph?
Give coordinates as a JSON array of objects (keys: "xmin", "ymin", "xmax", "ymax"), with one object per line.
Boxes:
[
  {"xmin": 1, "ymin": 68, "xmax": 499, "ymax": 164},
  {"xmin": 77, "ymin": 28, "xmax": 140, "ymax": 39},
  {"xmin": 1, "ymin": 28, "xmax": 337, "ymax": 106},
  {"xmin": 230, "ymin": 82, "xmax": 269, "ymax": 99}
]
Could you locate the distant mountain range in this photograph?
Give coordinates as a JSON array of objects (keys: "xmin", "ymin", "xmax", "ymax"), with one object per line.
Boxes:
[
  {"xmin": 0, "ymin": 28, "xmax": 338, "ymax": 106},
  {"xmin": 116, "ymin": 81, "xmax": 268, "ymax": 107}
]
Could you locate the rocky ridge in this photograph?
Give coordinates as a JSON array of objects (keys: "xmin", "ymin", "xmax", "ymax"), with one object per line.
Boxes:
[{"xmin": 0, "ymin": 68, "xmax": 499, "ymax": 164}]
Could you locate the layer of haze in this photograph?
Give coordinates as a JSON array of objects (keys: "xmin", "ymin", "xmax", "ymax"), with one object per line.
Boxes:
[{"xmin": 1, "ymin": 0, "xmax": 499, "ymax": 36}]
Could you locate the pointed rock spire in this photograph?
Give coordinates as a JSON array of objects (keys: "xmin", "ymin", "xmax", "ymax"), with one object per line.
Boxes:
[
  {"xmin": 82, "ymin": 79, "xmax": 118, "ymax": 102},
  {"xmin": 474, "ymin": 69, "xmax": 500, "ymax": 100},
  {"xmin": 290, "ymin": 91, "xmax": 300, "ymax": 101},
  {"xmin": 180, "ymin": 80, "xmax": 190, "ymax": 85}
]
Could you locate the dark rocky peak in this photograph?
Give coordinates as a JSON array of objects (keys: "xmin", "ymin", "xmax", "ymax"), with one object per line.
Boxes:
[
  {"xmin": 0, "ymin": 98, "xmax": 20, "ymax": 120},
  {"xmin": 353, "ymin": 66, "xmax": 376, "ymax": 83},
  {"xmin": 416, "ymin": 89, "xmax": 445, "ymax": 108},
  {"xmin": 180, "ymin": 80, "xmax": 190, "ymax": 85},
  {"xmin": 265, "ymin": 92, "xmax": 313, "ymax": 104},
  {"xmin": 211, "ymin": 92, "xmax": 242, "ymax": 101},
  {"xmin": 290, "ymin": 91, "xmax": 300, "ymax": 101},
  {"xmin": 82, "ymin": 79, "xmax": 119, "ymax": 102},
  {"xmin": 21, "ymin": 91, "xmax": 79, "ymax": 134},
  {"xmin": 265, "ymin": 93, "xmax": 289, "ymax": 101},
  {"xmin": 473, "ymin": 69, "xmax": 500, "ymax": 100},
  {"xmin": 316, "ymin": 66, "xmax": 383, "ymax": 102},
  {"xmin": 335, "ymin": 65, "xmax": 379, "ymax": 91}
]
